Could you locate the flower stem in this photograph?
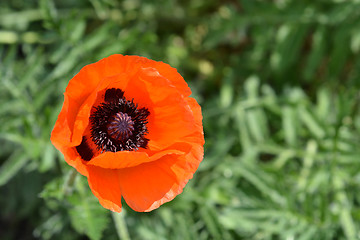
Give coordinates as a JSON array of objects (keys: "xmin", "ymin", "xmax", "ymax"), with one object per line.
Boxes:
[
  {"xmin": 63, "ymin": 168, "xmax": 78, "ymax": 195},
  {"xmin": 112, "ymin": 211, "xmax": 130, "ymax": 240}
]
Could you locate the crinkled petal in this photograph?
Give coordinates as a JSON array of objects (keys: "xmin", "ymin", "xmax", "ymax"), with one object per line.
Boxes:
[
  {"xmin": 87, "ymin": 149, "xmax": 184, "ymax": 169},
  {"xmin": 118, "ymin": 142, "xmax": 203, "ymax": 212},
  {"xmin": 153, "ymin": 60, "xmax": 192, "ymax": 97},
  {"xmin": 52, "ymin": 73, "xmax": 130, "ymax": 172},
  {"xmin": 119, "ymin": 55, "xmax": 192, "ymax": 97},
  {"xmin": 87, "ymin": 166, "xmax": 122, "ymax": 212},
  {"xmin": 123, "ymin": 67, "xmax": 199, "ymax": 151},
  {"xmin": 51, "ymin": 96, "xmax": 88, "ymax": 176},
  {"xmin": 71, "ymin": 73, "xmax": 129, "ymax": 144}
]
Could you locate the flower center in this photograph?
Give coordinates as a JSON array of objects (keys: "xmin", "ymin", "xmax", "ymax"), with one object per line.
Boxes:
[
  {"xmin": 107, "ymin": 112, "xmax": 134, "ymax": 141},
  {"xmin": 89, "ymin": 88, "xmax": 150, "ymax": 153}
]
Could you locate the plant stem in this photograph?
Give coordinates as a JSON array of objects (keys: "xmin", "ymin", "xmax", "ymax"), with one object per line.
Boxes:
[
  {"xmin": 112, "ymin": 211, "xmax": 130, "ymax": 240},
  {"xmin": 63, "ymin": 168, "xmax": 77, "ymax": 195}
]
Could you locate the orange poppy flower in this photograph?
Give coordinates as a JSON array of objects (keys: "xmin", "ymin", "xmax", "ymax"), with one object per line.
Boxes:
[{"xmin": 51, "ymin": 54, "xmax": 204, "ymax": 212}]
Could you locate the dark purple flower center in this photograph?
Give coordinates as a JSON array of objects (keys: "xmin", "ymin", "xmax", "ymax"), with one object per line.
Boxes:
[
  {"xmin": 107, "ymin": 112, "xmax": 134, "ymax": 140},
  {"xmin": 88, "ymin": 88, "xmax": 150, "ymax": 154}
]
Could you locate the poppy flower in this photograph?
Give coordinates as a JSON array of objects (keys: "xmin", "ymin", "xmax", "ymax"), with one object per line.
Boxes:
[{"xmin": 51, "ymin": 54, "xmax": 204, "ymax": 212}]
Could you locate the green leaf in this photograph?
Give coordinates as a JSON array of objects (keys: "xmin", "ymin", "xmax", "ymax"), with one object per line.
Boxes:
[
  {"xmin": 298, "ymin": 106, "xmax": 326, "ymax": 139},
  {"xmin": 199, "ymin": 205, "xmax": 222, "ymax": 240},
  {"xmin": 0, "ymin": 152, "xmax": 28, "ymax": 186},
  {"xmin": 68, "ymin": 177, "xmax": 110, "ymax": 240},
  {"xmin": 282, "ymin": 105, "xmax": 298, "ymax": 146}
]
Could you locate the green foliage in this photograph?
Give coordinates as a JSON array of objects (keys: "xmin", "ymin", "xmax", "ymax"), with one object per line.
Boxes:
[
  {"xmin": 0, "ymin": 152, "xmax": 28, "ymax": 186},
  {"xmin": 1, "ymin": 0, "xmax": 360, "ymax": 239},
  {"xmin": 67, "ymin": 177, "xmax": 110, "ymax": 240},
  {"xmin": 214, "ymin": 78, "xmax": 360, "ymax": 240}
]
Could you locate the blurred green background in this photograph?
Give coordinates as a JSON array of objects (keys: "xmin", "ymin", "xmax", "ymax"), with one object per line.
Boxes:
[{"xmin": 1, "ymin": 0, "xmax": 360, "ymax": 239}]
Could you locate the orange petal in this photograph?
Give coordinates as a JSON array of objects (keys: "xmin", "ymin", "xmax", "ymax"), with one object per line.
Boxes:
[
  {"xmin": 123, "ymin": 67, "xmax": 198, "ymax": 151},
  {"xmin": 121, "ymin": 55, "xmax": 192, "ymax": 97},
  {"xmin": 63, "ymin": 148, "xmax": 89, "ymax": 176},
  {"xmin": 118, "ymin": 159, "xmax": 182, "ymax": 212},
  {"xmin": 184, "ymin": 97, "xmax": 205, "ymax": 146},
  {"xmin": 87, "ymin": 166, "xmax": 122, "ymax": 212},
  {"xmin": 153, "ymin": 61, "xmax": 192, "ymax": 97},
  {"xmin": 86, "ymin": 149, "xmax": 184, "ymax": 169},
  {"xmin": 52, "ymin": 73, "xmax": 131, "ymax": 173},
  {"xmin": 71, "ymin": 73, "xmax": 129, "ymax": 145},
  {"xmin": 51, "ymin": 96, "xmax": 88, "ymax": 176},
  {"xmin": 118, "ymin": 144, "xmax": 203, "ymax": 212},
  {"xmin": 51, "ymin": 95, "xmax": 72, "ymax": 148},
  {"xmin": 65, "ymin": 54, "xmax": 128, "ymax": 107},
  {"xmin": 63, "ymin": 55, "xmax": 131, "ymax": 138}
]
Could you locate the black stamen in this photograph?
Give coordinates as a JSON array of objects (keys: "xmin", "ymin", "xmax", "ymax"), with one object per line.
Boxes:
[
  {"xmin": 104, "ymin": 88, "xmax": 124, "ymax": 103},
  {"xmin": 76, "ymin": 136, "xmax": 94, "ymax": 161},
  {"xmin": 89, "ymin": 88, "xmax": 150, "ymax": 152}
]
